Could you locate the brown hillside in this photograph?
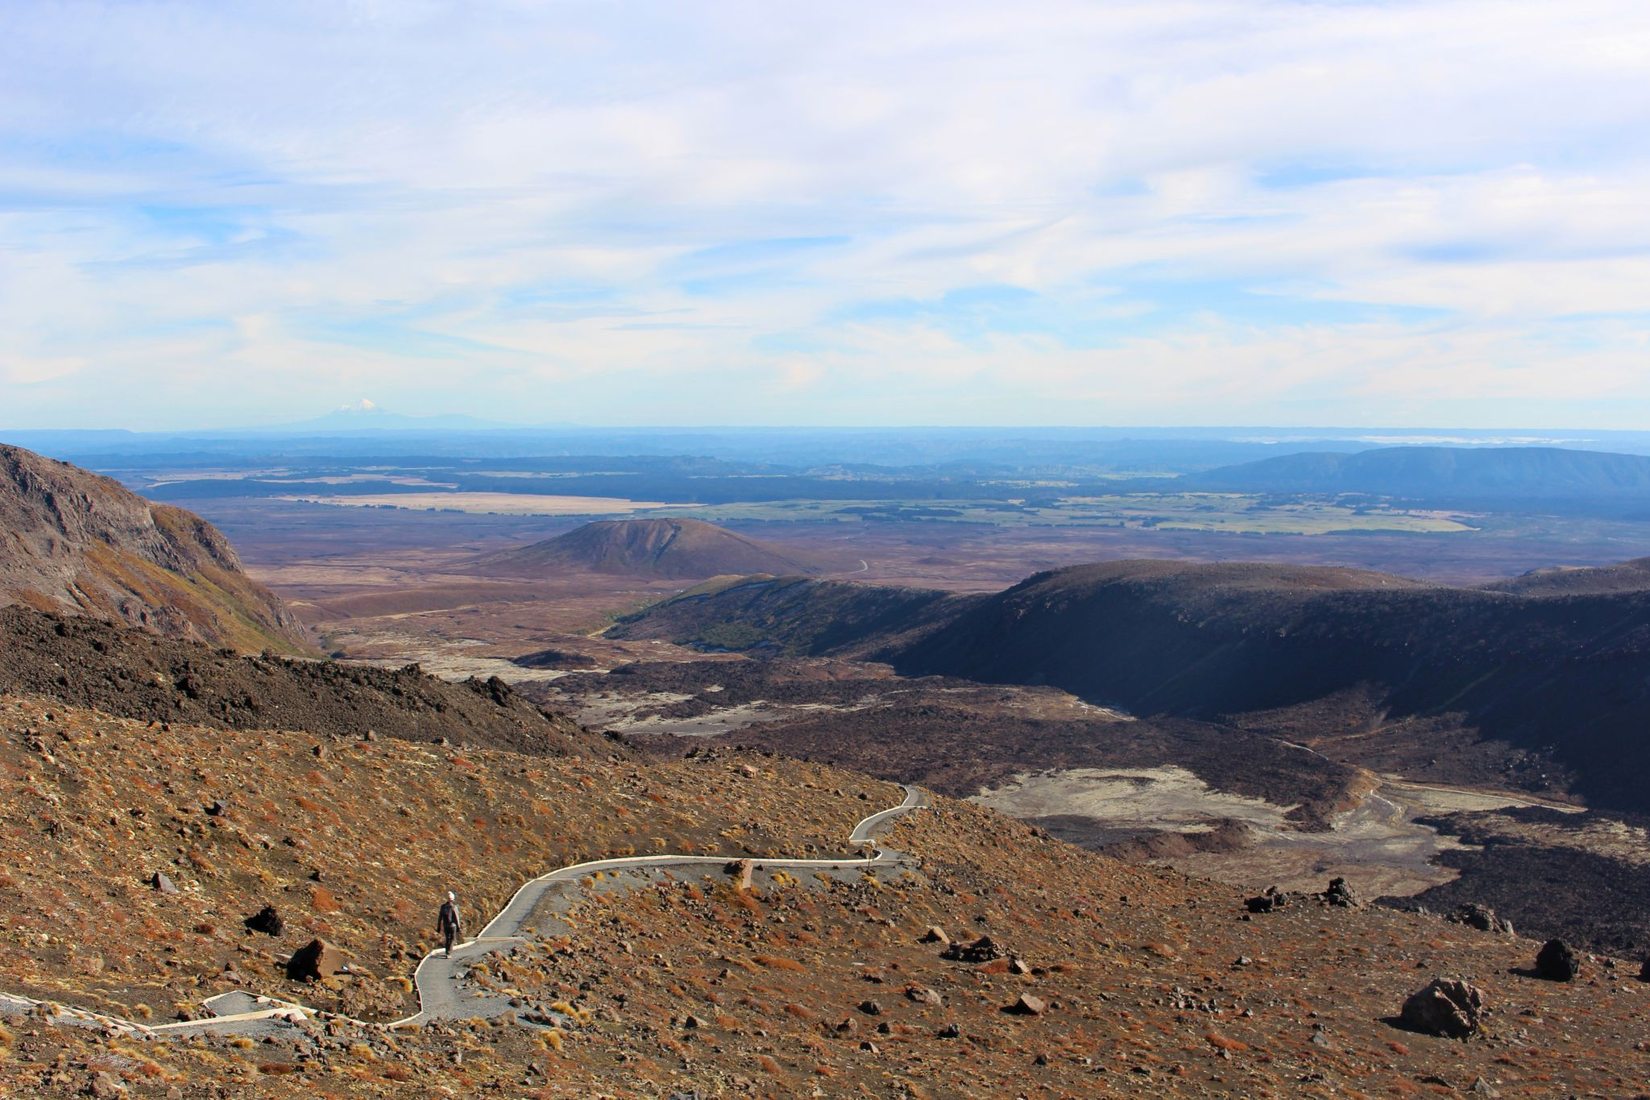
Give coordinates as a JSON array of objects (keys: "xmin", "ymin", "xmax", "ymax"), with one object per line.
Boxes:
[
  {"xmin": 3, "ymin": 699, "xmax": 1647, "ymax": 1096},
  {"xmin": 1487, "ymin": 556, "xmax": 1650, "ymax": 595},
  {"xmin": 479, "ymin": 517, "xmax": 823, "ymax": 580},
  {"xmin": 0, "ymin": 694, "xmax": 897, "ymax": 1024},
  {"xmin": 617, "ymin": 557, "xmax": 1650, "ymax": 814},
  {"xmin": 0, "ymin": 443, "xmax": 309, "ymax": 653}
]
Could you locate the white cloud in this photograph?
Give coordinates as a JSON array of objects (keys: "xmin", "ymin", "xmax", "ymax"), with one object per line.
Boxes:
[{"xmin": 1, "ymin": 1, "xmax": 1649, "ymax": 427}]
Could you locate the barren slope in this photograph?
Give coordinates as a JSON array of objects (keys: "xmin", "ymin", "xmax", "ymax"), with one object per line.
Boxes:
[
  {"xmin": 0, "ymin": 605, "xmax": 606, "ymax": 757},
  {"xmin": 0, "ymin": 444, "xmax": 309, "ymax": 653},
  {"xmin": 4, "ymin": 728, "xmax": 1649, "ymax": 1096}
]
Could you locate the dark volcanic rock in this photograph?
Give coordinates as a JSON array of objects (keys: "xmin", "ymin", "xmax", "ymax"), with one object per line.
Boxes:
[
  {"xmin": 512, "ymin": 647, "xmax": 599, "ymax": 671},
  {"xmin": 1535, "ymin": 938, "xmax": 1580, "ymax": 981},
  {"xmin": 1399, "ymin": 979, "xmax": 1485, "ymax": 1038},
  {"xmin": 1244, "ymin": 886, "xmax": 1300, "ymax": 914},
  {"xmin": 1445, "ymin": 903, "xmax": 1514, "ymax": 935},
  {"xmin": 244, "ymin": 905, "xmax": 284, "ymax": 936},
  {"xmin": 941, "ymin": 935, "xmax": 1004, "ymax": 963},
  {"xmin": 286, "ymin": 938, "xmax": 346, "ymax": 982},
  {"xmin": 1323, "ymin": 877, "xmax": 1360, "ymax": 907},
  {"xmin": 0, "ymin": 606, "xmax": 612, "ymax": 760}
]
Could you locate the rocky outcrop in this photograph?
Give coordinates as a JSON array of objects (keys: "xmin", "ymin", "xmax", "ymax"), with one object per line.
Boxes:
[
  {"xmin": 1446, "ymin": 904, "xmax": 1514, "ymax": 936},
  {"xmin": 942, "ymin": 936, "xmax": 1004, "ymax": 963},
  {"xmin": 0, "ymin": 444, "xmax": 309, "ymax": 652},
  {"xmin": 1324, "ymin": 877, "xmax": 1360, "ymax": 908},
  {"xmin": 1399, "ymin": 979, "xmax": 1485, "ymax": 1038}
]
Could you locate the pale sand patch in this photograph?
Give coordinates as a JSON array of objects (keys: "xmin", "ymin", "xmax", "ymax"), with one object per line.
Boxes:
[
  {"xmin": 974, "ymin": 766, "xmax": 1293, "ymax": 833},
  {"xmin": 278, "ymin": 492, "xmax": 686, "ymax": 516},
  {"xmin": 356, "ymin": 651, "xmax": 577, "ymax": 684},
  {"xmin": 971, "ymin": 767, "xmax": 1585, "ymax": 898}
]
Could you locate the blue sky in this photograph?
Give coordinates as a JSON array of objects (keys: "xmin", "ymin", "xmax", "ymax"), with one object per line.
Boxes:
[{"xmin": 2, "ymin": 0, "xmax": 1650, "ymax": 429}]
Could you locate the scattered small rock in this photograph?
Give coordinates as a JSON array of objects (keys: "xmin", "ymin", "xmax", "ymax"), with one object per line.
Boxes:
[
  {"xmin": 937, "ymin": 1023, "xmax": 961, "ymax": 1039},
  {"xmin": 906, "ymin": 986, "xmax": 944, "ymax": 1006},
  {"xmin": 149, "ymin": 871, "xmax": 179, "ymax": 895},
  {"xmin": 1244, "ymin": 886, "xmax": 1296, "ymax": 914},
  {"xmin": 920, "ymin": 926, "xmax": 950, "ymax": 945},
  {"xmin": 858, "ymin": 999, "xmax": 883, "ymax": 1016}
]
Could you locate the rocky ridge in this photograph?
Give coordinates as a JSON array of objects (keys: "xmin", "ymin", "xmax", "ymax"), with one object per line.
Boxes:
[
  {"xmin": 0, "ymin": 443, "xmax": 308, "ymax": 653},
  {"xmin": 0, "ymin": 605, "xmax": 603, "ymax": 757}
]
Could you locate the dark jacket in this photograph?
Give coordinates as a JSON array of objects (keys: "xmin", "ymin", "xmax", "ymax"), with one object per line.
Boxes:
[{"xmin": 437, "ymin": 900, "xmax": 461, "ymax": 937}]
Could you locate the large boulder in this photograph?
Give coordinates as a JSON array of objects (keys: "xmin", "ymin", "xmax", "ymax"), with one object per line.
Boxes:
[
  {"xmin": 286, "ymin": 938, "xmax": 347, "ymax": 983},
  {"xmin": 1535, "ymin": 938, "xmax": 1580, "ymax": 982},
  {"xmin": 1399, "ymin": 978, "xmax": 1486, "ymax": 1039}
]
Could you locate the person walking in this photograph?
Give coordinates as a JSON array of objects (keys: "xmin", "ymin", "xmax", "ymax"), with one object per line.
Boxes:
[{"xmin": 437, "ymin": 891, "xmax": 462, "ymax": 958}]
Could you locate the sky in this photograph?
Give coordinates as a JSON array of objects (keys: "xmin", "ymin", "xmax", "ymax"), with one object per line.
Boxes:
[{"xmin": 2, "ymin": 1, "xmax": 1650, "ymax": 430}]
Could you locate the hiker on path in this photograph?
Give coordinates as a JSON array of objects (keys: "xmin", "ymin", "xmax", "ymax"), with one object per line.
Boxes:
[{"xmin": 437, "ymin": 892, "xmax": 462, "ymax": 958}]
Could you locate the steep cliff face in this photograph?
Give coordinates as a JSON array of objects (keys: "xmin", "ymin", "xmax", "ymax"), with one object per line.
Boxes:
[{"xmin": 0, "ymin": 443, "xmax": 311, "ymax": 653}]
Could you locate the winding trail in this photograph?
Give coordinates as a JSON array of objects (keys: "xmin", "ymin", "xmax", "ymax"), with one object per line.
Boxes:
[{"xmin": 1, "ymin": 785, "xmax": 930, "ymax": 1040}]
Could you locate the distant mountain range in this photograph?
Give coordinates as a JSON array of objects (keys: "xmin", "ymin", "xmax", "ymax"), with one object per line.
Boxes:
[
  {"xmin": 268, "ymin": 400, "xmax": 520, "ymax": 432},
  {"xmin": 1188, "ymin": 445, "xmax": 1650, "ymax": 507}
]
